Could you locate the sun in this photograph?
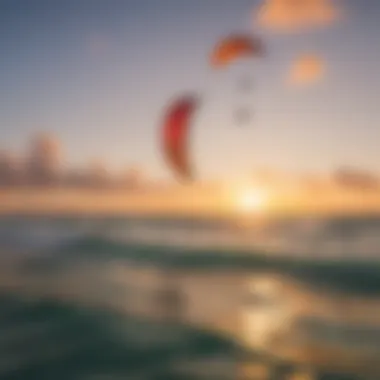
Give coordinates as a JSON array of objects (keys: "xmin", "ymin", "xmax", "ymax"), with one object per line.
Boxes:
[{"xmin": 237, "ymin": 189, "xmax": 268, "ymax": 213}]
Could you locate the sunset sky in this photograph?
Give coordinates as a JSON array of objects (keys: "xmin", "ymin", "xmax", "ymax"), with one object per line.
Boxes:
[{"xmin": 0, "ymin": 0, "xmax": 379, "ymax": 184}]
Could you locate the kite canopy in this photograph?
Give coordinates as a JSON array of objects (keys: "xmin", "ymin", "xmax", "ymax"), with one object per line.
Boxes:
[
  {"xmin": 210, "ymin": 34, "xmax": 264, "ymax": 68},
  {"xmin": 161, "ymin": 95, "xmax": 199, "ymax": 181}
]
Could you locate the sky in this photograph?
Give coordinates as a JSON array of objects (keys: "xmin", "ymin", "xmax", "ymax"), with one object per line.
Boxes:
[{"xmin": 0, "ymin": 0, "xmax": 379, "ymax": 183}]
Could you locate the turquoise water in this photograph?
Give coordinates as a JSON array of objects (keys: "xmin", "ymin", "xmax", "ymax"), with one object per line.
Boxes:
[
  {"xmin": 0, "ymin": 293, "xmax": 238, "ymax": 380},
  {"xmin": 0, "ymin": 215, "xmax": 379, "ymax": 379}
]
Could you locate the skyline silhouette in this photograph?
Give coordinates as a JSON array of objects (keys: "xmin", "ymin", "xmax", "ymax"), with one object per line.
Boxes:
[{"xmin": 0, "ymin": 131, "xmax": 145, "ymax": 189}]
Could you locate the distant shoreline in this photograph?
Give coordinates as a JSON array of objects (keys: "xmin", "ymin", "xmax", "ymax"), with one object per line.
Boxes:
[{"xmin": 0, "ymin": 188, "xmax": 380, "ymax": 218}]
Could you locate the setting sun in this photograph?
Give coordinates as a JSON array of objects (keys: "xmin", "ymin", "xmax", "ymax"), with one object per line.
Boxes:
[{"xmin": 236, "ymin": 189, "xmax": 268, "ymax": 213}]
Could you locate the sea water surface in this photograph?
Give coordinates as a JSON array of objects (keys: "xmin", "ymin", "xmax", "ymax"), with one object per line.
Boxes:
[{"xmin": 0, "ymin": 214, "xmax": 379, "ymax": 379}]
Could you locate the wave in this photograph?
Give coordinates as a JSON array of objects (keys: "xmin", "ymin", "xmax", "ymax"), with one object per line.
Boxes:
[
  {"xmin": 0, "ymin": 292, "xmax": 239, "ymax": 380},
  {"xmin": 0, "ymin": 214, "xmax": 378, "ymax": 297},
  {"xmin": 2, "ymin": 214, "xmax": 380, "ymax": 258},
  {"xmin": 19, "ymin": 234, "xmax": 380, "ymax": 297}
]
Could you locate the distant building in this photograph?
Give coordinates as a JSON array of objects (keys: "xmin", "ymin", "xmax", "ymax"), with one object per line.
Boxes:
[
  {"xmin": 63, "ymin": 169, "xmax": 88, "ymax": 188},
  {"xmin": 0, "ymin": 132, "xmax": 148, "ymax": 190},
  {"xmin": 25, "ymin": 133, "xmax": 62, "ymax": 186},
  {"xmin": 121, "ymin": 166, "xmax": 144, "ymax": 189},
  {"xmin": 86, "ymin": 159, "xmax": 110, "ymax": 188},
  {"xmin": 0, "ymin": 151, "xmax": 19, "ymax": 186}
]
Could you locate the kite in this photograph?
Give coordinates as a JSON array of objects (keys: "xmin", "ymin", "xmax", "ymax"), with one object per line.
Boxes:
[
  {"xmin": 210, "ymin": 34, "xmax": 264, "ymax": 68},
  {"xmin": 161, "ymin": 94, "xmax": 200, "ymax": 181},
  {"xmin": 210, "ymin": 34, "xmax": 264, "ymax": 127}
]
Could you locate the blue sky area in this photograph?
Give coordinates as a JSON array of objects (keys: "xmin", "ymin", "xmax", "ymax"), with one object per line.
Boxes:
[{"xmin": 0, "ymin": 0, "xmax": 379, "ymax": 181}]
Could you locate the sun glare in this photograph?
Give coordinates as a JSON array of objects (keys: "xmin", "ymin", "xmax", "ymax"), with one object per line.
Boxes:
[{"xmin": 237, "ymin": 189, "xmax": 268, "ymax": 213}]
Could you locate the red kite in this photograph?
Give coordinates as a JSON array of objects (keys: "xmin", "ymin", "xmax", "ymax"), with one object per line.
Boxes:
[{"xmin": 161, "ymin": 94, "xmax": 200, "ymax": 181}]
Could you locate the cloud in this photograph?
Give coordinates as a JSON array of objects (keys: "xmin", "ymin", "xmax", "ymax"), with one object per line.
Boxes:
[
  {"xmin": 287, "ymin": 54, "xmax": 325, "ymax": 86},
  {"xmin": 331, "ymin": 167, "xmax": 380, "ymax": 191},
  {"xmin": 255, "ymin": 0, "xmax": 340, "ymax": 32},
  {"xmin": 298, "ymin": 168, "xmax": 380, "ymax": 193}
]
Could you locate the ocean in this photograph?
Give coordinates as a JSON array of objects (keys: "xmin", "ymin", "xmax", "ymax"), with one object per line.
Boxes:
[{"xmin": 0, "ymin": 214, "xmax": 379, "ymax": 379}]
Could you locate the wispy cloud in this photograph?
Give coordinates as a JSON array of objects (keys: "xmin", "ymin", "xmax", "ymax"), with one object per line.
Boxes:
[
  {"xmin": 287, "ymin": 54, "xmax": 325, "ymax": 86},
  {"xmin": 255, "ymin": 166, "xmax": 380, "ymax": 195},
  {"xmin": 332, "ymin": 167, "xmax": 380, "ymax": 191},
  {"xmin": 255, "ymin": 0, "xmax": 340, "ymax": 32}
]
